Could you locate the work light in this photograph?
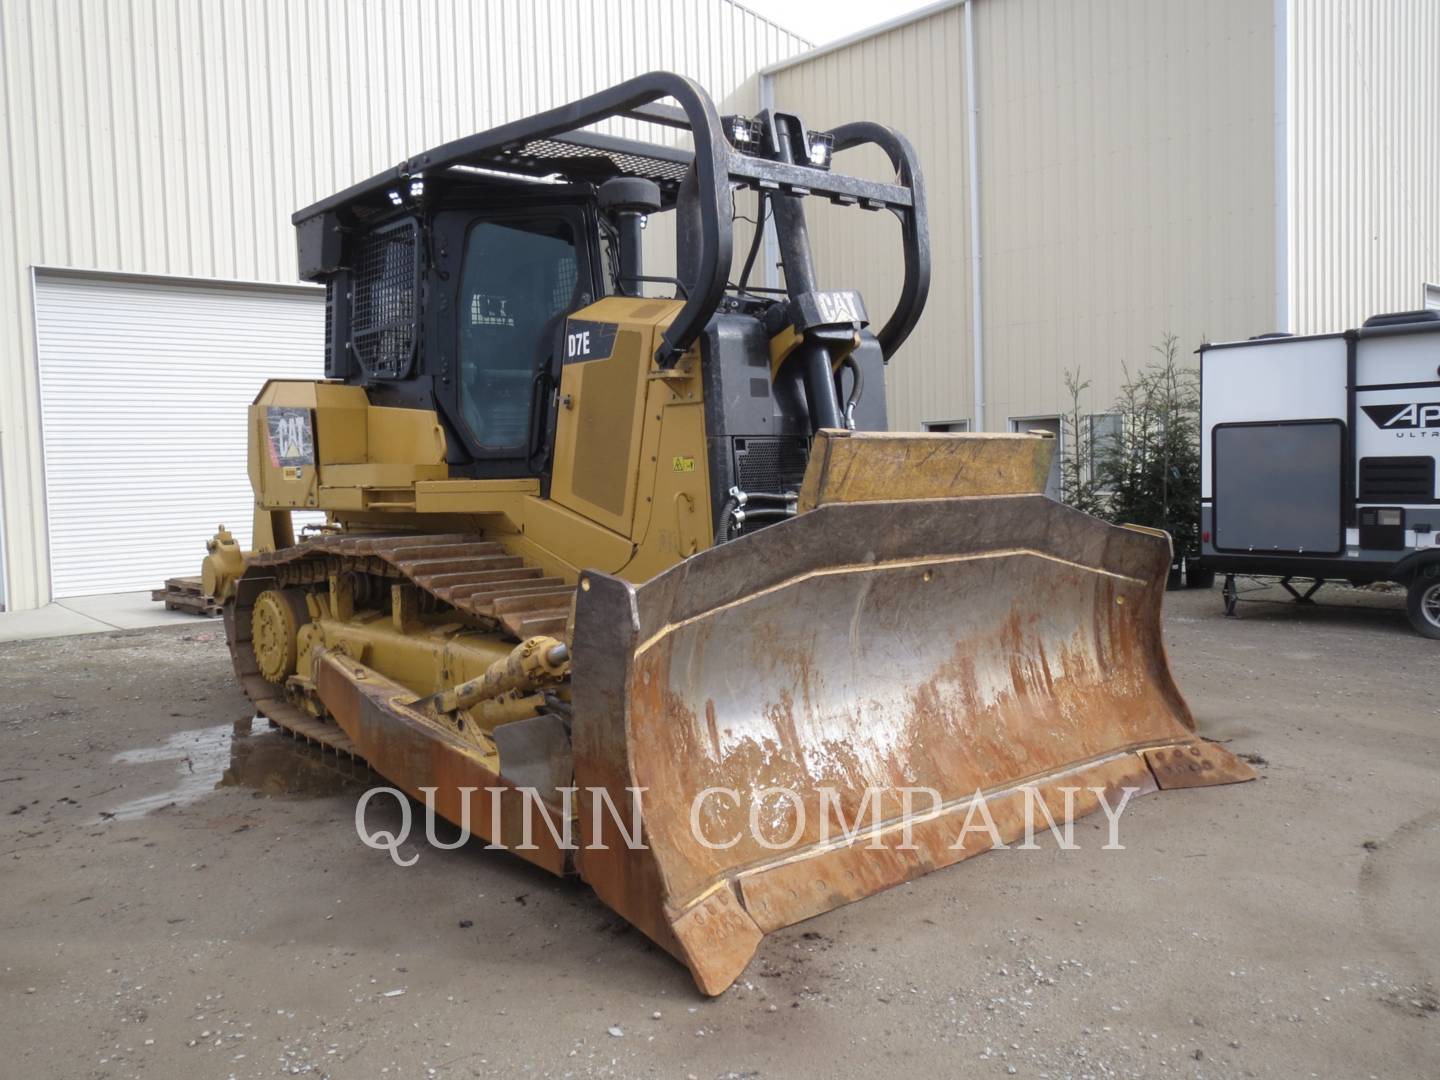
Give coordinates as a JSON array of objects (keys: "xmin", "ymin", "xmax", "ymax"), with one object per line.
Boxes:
[{"xmin": 806, "ymin": 131, "xmax": 834, "ymax": 170}]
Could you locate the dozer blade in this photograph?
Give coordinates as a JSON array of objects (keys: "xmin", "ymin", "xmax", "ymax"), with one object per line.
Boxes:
[{"xmin": 569, "ymin": 484, "xmax": 1253, "ymax": 995}]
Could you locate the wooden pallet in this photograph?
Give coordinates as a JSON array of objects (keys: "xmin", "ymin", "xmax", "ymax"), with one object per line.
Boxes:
[{"xmin": 151, "ymin": 576, "xmax": 223, "ymax": 617}]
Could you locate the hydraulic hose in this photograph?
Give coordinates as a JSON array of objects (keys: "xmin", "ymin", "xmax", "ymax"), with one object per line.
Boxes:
[
  {"xmin": 731, "ymin": 489, "xmax": 795, "ymax": 505},
  {"xmin": 736, "ymin": 192, "xmax": 769, "ymax": 294},
  {"xmin": 839, "ymin": 354, "xmax": 864, "ymax": 429},
  {"xmin": 716, "ymin": 494, "xmax": 741, "ymax": 544},
  {"xmin": 732, "ymin": 506, "xmax": 793, "ymax": 526},
  {"xmin": 717, "ymin": 489, "xmax": 798, "ymax": 543}
]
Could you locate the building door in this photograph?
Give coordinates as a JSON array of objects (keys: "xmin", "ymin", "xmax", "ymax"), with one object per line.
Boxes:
[
  {"xmin": 33, "ymin": 272, "xmax": 324, "ymax": 598},
  {"xmin": 1009, "ymin": 415, "xmax": 1062, "ymax": 500}
]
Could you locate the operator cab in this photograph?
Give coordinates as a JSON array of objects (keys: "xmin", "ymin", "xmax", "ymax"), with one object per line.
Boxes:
[
  {"xmin": 314, "ymin": 186, "xmax": 612, "ymax": 480},
  {"xmin": 293, "ymin": 73, "xmax": 929, "ymax": 502}
]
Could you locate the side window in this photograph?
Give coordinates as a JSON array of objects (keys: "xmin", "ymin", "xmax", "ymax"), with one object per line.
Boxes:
[{"xmin": 457, "ymin": 217, "xmax": 579, "ymax": 453}]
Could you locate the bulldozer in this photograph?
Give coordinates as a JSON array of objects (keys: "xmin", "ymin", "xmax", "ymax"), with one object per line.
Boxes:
[{"xmin": 202, "ymin": 72, "xmax": 1253, "ymax": 995}]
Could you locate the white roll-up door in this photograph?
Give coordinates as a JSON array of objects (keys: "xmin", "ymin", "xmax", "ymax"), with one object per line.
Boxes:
[{"xmin": 34, "ymin": 272, "xmax": 324, "ymax": 598}]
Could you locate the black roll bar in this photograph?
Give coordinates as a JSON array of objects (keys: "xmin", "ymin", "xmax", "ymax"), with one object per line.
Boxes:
[
  {"xmin": 293, "ymin": 71, "xmax": 930, "ymax": 368},
  {"xmin": 826, "ymin": 122, "xmax": 931, "ymax": 360}
]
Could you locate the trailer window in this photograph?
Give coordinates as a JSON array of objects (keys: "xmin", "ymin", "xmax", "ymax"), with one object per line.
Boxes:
[{"xmin": 456, "ymin": 217, "xmax": 580, "ymax": 453}]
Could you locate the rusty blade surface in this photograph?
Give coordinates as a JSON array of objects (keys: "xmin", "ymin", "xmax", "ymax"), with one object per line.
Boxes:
[{"xmin": 570, "ymin": 494, "xmax": 1253, "ymax": 995}]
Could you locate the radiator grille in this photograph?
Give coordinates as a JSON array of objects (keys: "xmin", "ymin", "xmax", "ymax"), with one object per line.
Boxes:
[
  {"xmin": 351, "ymin": 222, "xmax": 418, "ymax": 379},
  {"xmin": 734, "ymin": 436, "xmax": 809, "ymax": 495},
  {"xmin": 1359, "ymin": 456, "xmax": 1435, "ymax": 502}
]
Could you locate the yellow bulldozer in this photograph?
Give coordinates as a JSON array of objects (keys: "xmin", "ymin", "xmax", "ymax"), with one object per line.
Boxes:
[{"xmin": 199, "ymin": 72, "xmax": 1252, "ymax": 995}]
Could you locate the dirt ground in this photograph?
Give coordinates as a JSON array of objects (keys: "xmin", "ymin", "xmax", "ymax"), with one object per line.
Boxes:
[{"xmin": 1, "ymin": 581, "xmax": 1436, "ymax": 1079}]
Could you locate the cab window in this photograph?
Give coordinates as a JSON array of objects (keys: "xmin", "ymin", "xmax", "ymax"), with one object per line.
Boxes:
[{"xmin": 456, "ymin": 216, "xmax": 580, "ymax": 453}]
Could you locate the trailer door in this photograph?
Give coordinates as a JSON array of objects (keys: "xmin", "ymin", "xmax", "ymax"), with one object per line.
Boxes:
[{"xmin": 1201, "ymin": 335, "xmax": 1348, "ymax": 557}]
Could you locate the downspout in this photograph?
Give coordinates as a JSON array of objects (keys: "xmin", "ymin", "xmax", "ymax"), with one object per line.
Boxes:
[
  {"xmin": 1273, "ymin": 0, "xmax": 1291, "ymax": 332},
  {"xmin": 963, "ymin": 0, "xmax": 986, "ymax": 431}
]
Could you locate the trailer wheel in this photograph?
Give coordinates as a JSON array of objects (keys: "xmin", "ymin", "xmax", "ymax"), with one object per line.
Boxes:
[
  {"xmin": 1407, "ymin": 576, "xmax": 1440, "ymax": 639},
  {"xmin": 1222, "ymin": 574, "xmax": 1239, "ymax": 617}
]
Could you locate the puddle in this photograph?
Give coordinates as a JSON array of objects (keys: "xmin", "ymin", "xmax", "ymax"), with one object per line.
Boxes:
[
  {"xmin": 106, "ymin": 717, "xmax": 369, "ymax": 820},
  {"xmin": 220, "ymin": 723, "xmax": 370, "ymax": 797}
]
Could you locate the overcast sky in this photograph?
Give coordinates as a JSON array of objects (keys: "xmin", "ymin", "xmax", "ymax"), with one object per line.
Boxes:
[{"xmin": 738, "ymin": 0, "xmax": 940, "ymax": 47}]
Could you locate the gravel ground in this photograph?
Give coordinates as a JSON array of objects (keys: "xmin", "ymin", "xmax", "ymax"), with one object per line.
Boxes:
[{"xmin": 0, "ymin": 582, "xmax": 1435, "ymax": 1079}]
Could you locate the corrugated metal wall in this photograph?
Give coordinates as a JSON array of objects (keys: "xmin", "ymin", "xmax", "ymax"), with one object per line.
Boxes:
[
  {"xmin": 1289, "ymin": 0, "xmax": 1440, "ymax": 333},
  {"xmin": 766, "ymin": 0, "xmax": 1278, "ymax": 433},
  {"xmin": 973, "ymin": 0, "xmax": 1276, "ymax": 426},
  {"xmin": 769, "ymin": 4, "xmax": 974, "ymax": 433},
  {"xmin": 0, "ymin": 0, "xmax": 806, "ymax": 609}
]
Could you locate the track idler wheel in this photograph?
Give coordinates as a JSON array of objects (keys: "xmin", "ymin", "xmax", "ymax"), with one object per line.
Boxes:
[{"xmin": 252, "ymin": 588, "xmax": 310, "ymax": 684}]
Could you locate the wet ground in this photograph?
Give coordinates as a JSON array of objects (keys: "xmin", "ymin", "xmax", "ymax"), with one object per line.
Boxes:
[{"xmin": 0, "ymin": 583, "xmax": 1436, "ymax": 1079}]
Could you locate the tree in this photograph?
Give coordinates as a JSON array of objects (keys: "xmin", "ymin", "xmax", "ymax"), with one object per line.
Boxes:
[
  {"xmin": 1094, "ymin": 333, "xmax": 1201, "ymax": 557},
  {"xmin": 1059, "ymin": 368, "xmax": 1106, "ymax": 516}
]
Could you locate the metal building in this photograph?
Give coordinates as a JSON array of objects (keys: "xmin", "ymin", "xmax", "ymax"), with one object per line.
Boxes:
[
  {"xmin": 3, "ymin": 1, "xmax": 1436, "ymax": 612},
  {"xmin": 761, "ymin": 0, "xmax": 1439, "ymax": 485},
  {"xmin": 0, "ymin": 0, "xmax": 805, "ymax": 611}
]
